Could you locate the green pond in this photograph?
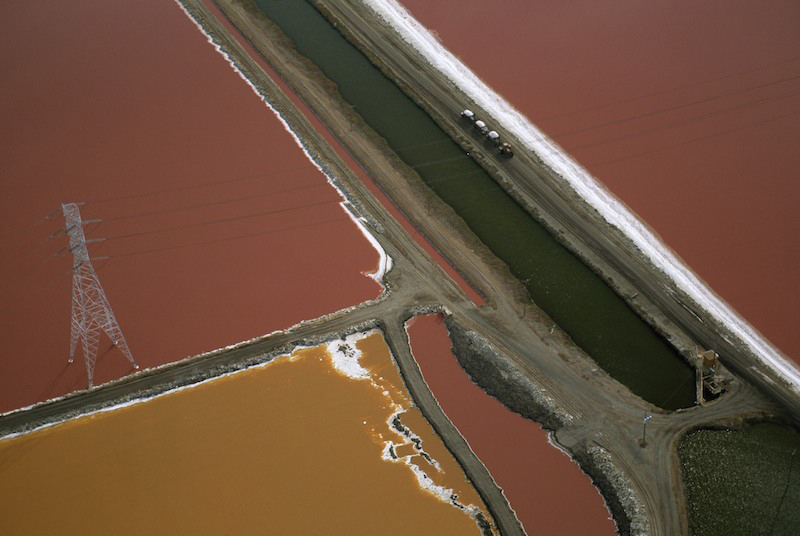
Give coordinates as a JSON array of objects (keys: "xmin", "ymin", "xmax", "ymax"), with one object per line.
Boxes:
[
  {"xmin": 252, "ymin": 0, "xmax": 695, "ymax": 409},
  {"xmin": 679, "ymin": 423, "xmax": 800, "ymax": 535}
]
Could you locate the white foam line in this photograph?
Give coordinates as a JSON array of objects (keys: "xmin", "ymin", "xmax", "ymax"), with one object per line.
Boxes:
[
  {"xmin": 326, "ymin": 330, "xmax": 376, "ymax": 379},
  {"xmin": 0, "ymin": 349, "xmax": 302, "ymax": 442},
  {"xmin": 382, "ymin": 410, "xmax": 464, "ymax": 505},
  {"xmin": 174, "ymin": 0, "xmax": 388, "ymax": 286},
  {"xmin": 343, "ymin": 204, "xmax": 393, "ymax": 285},
  {"xmin": 1, "ymin": 276, "xmax": 392, "ymax": 421},
  {"xmin": 384, "ymin": 409, "xmax": 443, "ymax": 472},
  {"xmin": 363, "ymin": 0, "xmax": 800, "ymax": 392},
  {"xmin": 325, "ymin": 329, "xmax": 483, "ymax": 522},
  {"xmin": 380, "ymin": 438, "xmax": 456, "ymax": 502},
  {"xmin": 402, "ymin": 317, "xmax": 525, "ymax": 530}
]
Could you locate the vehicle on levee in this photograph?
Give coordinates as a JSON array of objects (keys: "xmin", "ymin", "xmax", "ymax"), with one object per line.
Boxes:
[{"xmin": 460, "ymin": 109, "xmax": 512, "ymax": 158}]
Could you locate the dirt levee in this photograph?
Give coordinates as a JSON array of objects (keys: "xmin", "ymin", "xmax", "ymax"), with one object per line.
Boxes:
[
  {"xmin": 0, "ymin": 332, "xmax": 494, "ymax": 535},
  {"xmin": 400, "ymin": 0, "xmax": 800, "ymax": 361},
  {"xmin": 407, "ymin": 314, "xmax": 615, "ymax": 535},
  {"xmin": 0, "ymin": 0, "xmax": 380, "ymax": 413}
]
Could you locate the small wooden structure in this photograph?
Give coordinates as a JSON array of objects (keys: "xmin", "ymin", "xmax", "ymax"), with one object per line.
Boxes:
[{"xmin": 695, "ymin": 349, "xmax": 726, "ymax": 404}]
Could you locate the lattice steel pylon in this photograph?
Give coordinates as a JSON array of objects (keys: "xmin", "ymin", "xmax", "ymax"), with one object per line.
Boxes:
[{"xmin": 63, "ymin": 202, "xmax": 137, "ymax": 388}]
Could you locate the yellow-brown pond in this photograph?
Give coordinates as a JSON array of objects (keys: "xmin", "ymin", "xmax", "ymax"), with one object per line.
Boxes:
[{"xmin": 0, "ymin": 331, "xmax": 494, "ymax": 535}]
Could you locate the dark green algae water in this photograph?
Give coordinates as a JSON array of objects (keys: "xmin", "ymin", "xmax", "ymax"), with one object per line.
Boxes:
[{"xmin": 252, "ymin": 0, "xmax": 695, "ymax": 409}]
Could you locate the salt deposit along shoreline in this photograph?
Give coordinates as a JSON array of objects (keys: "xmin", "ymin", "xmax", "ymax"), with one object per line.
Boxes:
[
  {"xmin": 1, "ymin": 3, "xmax": 525, "ymax": 531},
  {"xmin": 0, "ymin": 332, "xmax": 498, "ymax": 535},
  {"xmin": 176, "ymin": 0, "xmax": 392, "ymax": 288},
  {"xmin": 368, "ymin": 0, "xmax": 799, "ymax": 386},
  {"xmin": 6, "ymin": 1, "xmax": 796, "ymax": 533},
  {"xmin": 318, "ymin": 0, "xmax": 799, "ymax": 407},
  {"xmin": 229, "ymin": 1, "xmax": 794, "ymax": 532},
  {"xmin": 0, "ymin": 0, "xmax": 386, "ymax": 415}
]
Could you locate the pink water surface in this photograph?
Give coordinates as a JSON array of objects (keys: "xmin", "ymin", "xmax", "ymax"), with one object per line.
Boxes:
[
  {"xmin": 203, "ymin": 0, "xmax": 484, "ymax": 306},
  {"xmin": 401, "ymin": 0, "xmax": 800, "ymax": 362},
  {"xmin": 407, "ymin": 314, "xmax": 615, "ymax": 535},
  {"xmin": 0, "ymin": 0, "xmax": 379, "ymax": 413}
]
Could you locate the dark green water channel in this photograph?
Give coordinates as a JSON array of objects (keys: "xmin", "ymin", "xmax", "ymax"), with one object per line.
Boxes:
[
  {"xmin": 253, "ymin": 0, "xmax": 695, "ymax": 409},
  {"xmin": 679, "ymin": 423, "xmax": 800, "ymax": 535}
]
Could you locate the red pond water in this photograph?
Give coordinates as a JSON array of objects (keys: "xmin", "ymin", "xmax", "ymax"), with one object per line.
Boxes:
[
  {"xmin": 407, "ymin": 314, "xmax": 615, "ymax": 535},
  {"xmin": 0, "ymin": 0, "xmax": 380, "ymax": 413},
  {"xmin": 203, "ymin": 0, "xmax": 484, "ymax": 307},
  {"xmin": 401, "ymin": 0, "xmax": 800, "ymax": 362}
]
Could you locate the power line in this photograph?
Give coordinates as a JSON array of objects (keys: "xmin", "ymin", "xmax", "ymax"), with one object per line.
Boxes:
[
  {"xmin": 552, "ymin": 73, "xmax": 800, "ymax": 138},
  {"xmin": 561, "ymin": 86, "xmax": 800, "ymax": 154},
  {"xmin": 1, "ymin": 189, "xmax": 361, "ymax": 296},
  {"xmin": 412, "ymin": 153, "xmax": 471, "ymax": 170},
  {"xmin": 426, "ymin": 167, "xmax": 485, "ymax": 186},
  {"xmin": 1, "ymin": 209, "xmax": 352, "ymax": 301},
  {"xmin": 657, "ymin": 370, "xmax": 695, "ymax": 409},
  {"xmin": 107, "ymin": 216, "xmax": 347, "ymax": 259},
  {"xmin": 2, "ymin": 268, "xmax": 74, "ymax": 330},
  {"xmin": 0, "ymin": 249, "xmax": 65, "ymax": 297},
  {"xmin": 0, "ymin": 218, "xmax": 101, "ymax": 293},
  {"xmin": 102, "ymin": 180, "xmax": 327, "ymax": 223},
  {"xmin": 387, "ymin": 70, "xmax": 800, "ymax": 178},
  {"xmin": 0, "ymin": 233, "xmax": 59, "ymax": 275},
  {"xmin": 396, "ymin": 137, "xmax": 454, "ymax": 154},
  {"xmin": 85, "ymin": 165, "xmax": 308, "ymax": 205},
  {"xmin": 103, "ymin": 197, "xmax": 344, "ymax": 241},
  {"xmin": 590, "ymin": 107, "xmax": 800, "ymax": 168},
  {"xmin": 0, "ymin": 216, "xmax": 101, "ymax": 275},
  {"xmin": 536, "ymin": 55, "xmax": 800, "ymax": 122}
]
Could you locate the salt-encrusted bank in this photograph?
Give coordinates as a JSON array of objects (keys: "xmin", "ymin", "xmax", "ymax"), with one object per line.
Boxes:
[
  {"xmin": 175, "ymin": 0, "xmax": 391, "ymax": 289},
  {"xmin": 362, "ymin": 0, "xmax": 799, "ymax": 392}
]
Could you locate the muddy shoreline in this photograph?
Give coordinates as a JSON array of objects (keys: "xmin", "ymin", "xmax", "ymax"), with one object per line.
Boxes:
[
  {"xmin": 445, "ymin": 316, "xmax": 643, "ymax": 535},
  {"xmin": 5, "ymin": 1, "xmax": 794, "ymax": 534},
  {"xmin": 0, "ymin": 303, "xmax": 385, "ymax": 439},
  {"xmin": 310, "ymin": 0, "xmax": 800, "ymax": 418},
  {"xmin": 196, "ymin": 1, "xmax": 793, "ymax": 533},
  {"xmin": 308, "ymin": 0, "xmax": 699, "ymax": 362},
  {"xmin": 1, "ymin": 3, "xmax": 526, "ymax": 531}
]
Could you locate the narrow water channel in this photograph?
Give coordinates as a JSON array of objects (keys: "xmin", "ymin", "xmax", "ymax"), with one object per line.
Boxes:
[{"xmin": 250, "ymin": 0, "xmax": 695, "ymax": 409}]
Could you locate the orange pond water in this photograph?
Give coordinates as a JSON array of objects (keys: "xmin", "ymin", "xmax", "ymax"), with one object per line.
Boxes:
[
  {"xmin": 400, "ymin": 0, "xmax": 800, "ymax": 361},
  {"xmin": 407, "ymin": 314, "xmax": 615, "ymax": 535},
  {"xmin": 0, "ymin": 332, "xmax": 494, "ymax": 535},
  {"xmin": 0, "ymin": 0, "xmax": 379, "ymax": 413}
]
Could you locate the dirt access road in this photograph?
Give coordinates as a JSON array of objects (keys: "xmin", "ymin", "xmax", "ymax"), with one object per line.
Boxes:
[
  {"xmin": 207, "ymin": 1, "xmax": 798, "ymax": 533},
  {"xmin": 2, "ymin": 1, "xmax": 794, "ymax": 535},
  {"xmin": 310, "ymin": 0, "xmax": 800, "ymax": 418}
]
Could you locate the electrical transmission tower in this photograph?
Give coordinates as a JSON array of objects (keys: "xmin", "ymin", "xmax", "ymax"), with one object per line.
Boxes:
[{"xmin": 63, "ymin": 202, "xmax": 137, "ymax": 388}]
